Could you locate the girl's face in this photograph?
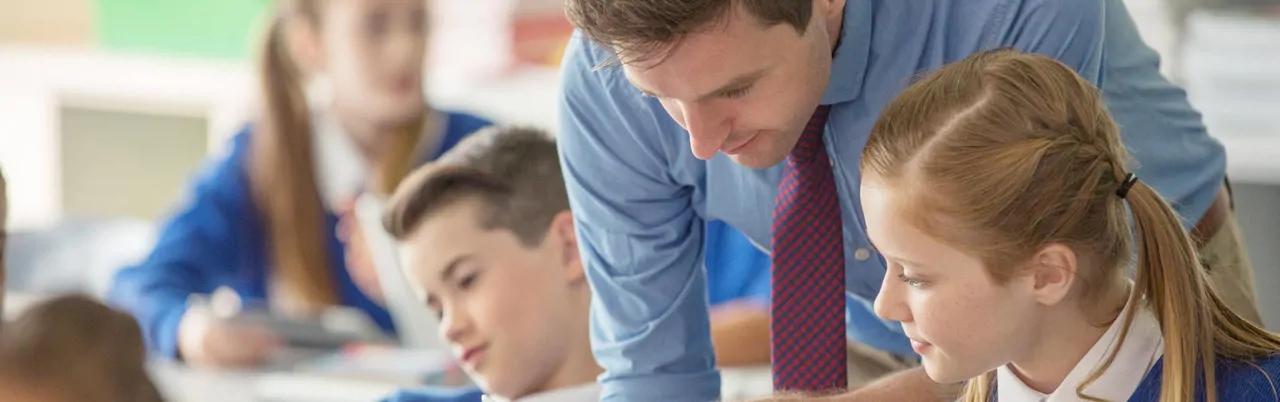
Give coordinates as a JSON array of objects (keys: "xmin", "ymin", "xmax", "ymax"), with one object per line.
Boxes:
[
  {"xmin": 313, "ymin": 0, "xmax": 428, "ymax": 126},
  {"xmin": 861, "ymin": 179, "xmax": 1045, "ymax": 384}
]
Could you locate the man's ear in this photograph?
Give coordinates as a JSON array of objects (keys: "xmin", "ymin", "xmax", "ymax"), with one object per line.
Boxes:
[
  {"xmin": 548, "ymin": 211, "xmax": 584, "ymax": 284},
  {"xmin": 1027, "ymin": 243, "xmax": 1078, "ymax": 306},
  {"xmin": 817, "ymin": 0, "xmax": 847, "ymax": 33}
]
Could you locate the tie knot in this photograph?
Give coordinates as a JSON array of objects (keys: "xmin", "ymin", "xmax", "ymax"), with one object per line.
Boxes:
[{"xmin": 791, "ymin": 105, "xmax": 832, "ymax": 163}]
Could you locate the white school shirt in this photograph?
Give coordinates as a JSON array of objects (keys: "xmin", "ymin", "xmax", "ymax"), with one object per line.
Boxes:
[
  {"xmin": 996, "ymin": 297, "xmax": 1164, "ymax": 402},
  {"xmin": 310, "ymin": 109, "xmax": 446, "ymax": 211},
  {"xmin": 481, "ymin": 383, "xmax": 602, "ymax": 402}
]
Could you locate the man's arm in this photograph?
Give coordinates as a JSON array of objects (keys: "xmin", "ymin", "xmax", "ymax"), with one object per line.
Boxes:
[
  {"xmin": 706, "ymin": 220, "xmax": 773, "ymax": 367},
  {"xmin": 757, "ymin": 367, "xmax": 959, "ymax": 402},
  {"xmin": 558, "ymin": 33, "xmax": 720, "ymax": 402}
]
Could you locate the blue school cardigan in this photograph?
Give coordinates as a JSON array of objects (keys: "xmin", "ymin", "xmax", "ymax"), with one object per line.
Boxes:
[
  {"xmin": 991, "ymin": 353, "xmax": 1280, "ymax": 401},
  {"xmin": 1128, "ymin": 354, "xmax": 1280, "ymax": 401},
  {"xmin": 108, "ymin": 111, "xmax": 492, "ymax": 358}
]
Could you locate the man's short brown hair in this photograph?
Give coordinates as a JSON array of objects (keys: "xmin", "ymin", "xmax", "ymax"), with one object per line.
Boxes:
[
  {"xmin": 565, "ymin": 0, "xmax": 813, "ymax": 65},
  {"xmin": 382, "ymin": 126, "xmax": 567, "ymax": 246}
]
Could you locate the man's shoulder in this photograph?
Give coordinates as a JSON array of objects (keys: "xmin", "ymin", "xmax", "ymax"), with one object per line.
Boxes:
[{"xmin": 560, "ymin": 31, "xmax": 638, "ymax": 100}]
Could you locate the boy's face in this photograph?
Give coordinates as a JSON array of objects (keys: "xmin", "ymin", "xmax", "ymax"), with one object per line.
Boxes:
[{"xmin": 401, "ymin": 198, "xmax": 583, "ymax": 397}]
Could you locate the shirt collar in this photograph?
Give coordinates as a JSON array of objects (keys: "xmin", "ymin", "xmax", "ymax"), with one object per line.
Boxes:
[
  {"xmin": 997, "ymin": 295, "xmax": 1164, "ymax": 402},
  {"xmin": 820, "ymin": 0, "xmax": 873, "ymax": 105},
  {"xmin": 482, "ymin": 382, "xmax": 602, "ymax": 402},
  {"xmin": 311, "ymin": 110, "xmax": 367, "ymax": 211},
  {"xmin": 310, "ymin": 109, "xmax": 446, "ymax": 211}
]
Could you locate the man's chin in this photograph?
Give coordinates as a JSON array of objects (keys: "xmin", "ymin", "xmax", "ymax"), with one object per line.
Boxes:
[{"xmin": 727, "ymin": 151, "xmax": 788, "ymax": 170}]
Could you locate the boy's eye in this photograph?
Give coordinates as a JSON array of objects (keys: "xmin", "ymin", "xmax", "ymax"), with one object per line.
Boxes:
[
  {"xmin": 721, "ymin": 86, "xmax": 751, "ymax": 99},
  {"xmin": 457, "ymin": 272, "xmax": 479, "ymax": 290}
]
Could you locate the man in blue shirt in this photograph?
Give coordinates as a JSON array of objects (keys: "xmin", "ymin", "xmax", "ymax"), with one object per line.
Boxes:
[{"xmin": 556, "ymin": 0, "xmax": 1260, "ymax": 401}]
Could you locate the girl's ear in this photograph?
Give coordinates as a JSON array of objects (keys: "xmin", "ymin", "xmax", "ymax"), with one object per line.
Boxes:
[{"xmin": 1027, "ymin": 243, "xmax": 1078, "ymax": 306}]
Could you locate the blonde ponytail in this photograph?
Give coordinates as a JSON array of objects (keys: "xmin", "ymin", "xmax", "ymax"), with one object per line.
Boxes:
[
  {"xmin": 1125, "ymin": 179, "xmax": 1218, "ymax": 401},
  {"xmin": 249, "ymin": 7, "xmax": 339, "ymax": 310},
  {"xmin": 1127, "ymin": 177, "xmax": 1280, "ymax": 402}
]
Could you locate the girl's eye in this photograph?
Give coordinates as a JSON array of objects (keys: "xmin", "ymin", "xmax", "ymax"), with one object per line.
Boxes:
[{"xmin": 897, "ymin": 273, "xmax": 926, "ymax": 288}]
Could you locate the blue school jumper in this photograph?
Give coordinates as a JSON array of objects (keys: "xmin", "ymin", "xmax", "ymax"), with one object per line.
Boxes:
[
  {"xmin": 991, "ymin": 354, "xmax": 1280, "ymax": 401},
  {"xmin": 108, "ymin": 111, "xmax": 492, "ymax": 358},
  {"xmin": 1128, "ymin": 354, "xmax": 1280, "ymax": 401}
]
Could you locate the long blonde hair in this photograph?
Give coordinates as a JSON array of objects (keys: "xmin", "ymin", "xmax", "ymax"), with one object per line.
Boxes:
[
  {"xmin": 861, "ymin": 48, "xmax": 1280, "ymax": 402},
  {"xmin": 252, "ymin": 0, "xmax": 425, "ymax": 310}
]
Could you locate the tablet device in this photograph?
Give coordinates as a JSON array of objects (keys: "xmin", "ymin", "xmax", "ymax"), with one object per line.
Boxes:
[{"xmin": 353, "ymin": 192, "xmax": 442, "ymax": 350}]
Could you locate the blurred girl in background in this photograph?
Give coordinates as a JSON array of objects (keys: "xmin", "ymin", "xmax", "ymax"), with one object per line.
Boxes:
[{"xmin": 109, "ymin": 0, "xmax": 491, "ymax": 368}]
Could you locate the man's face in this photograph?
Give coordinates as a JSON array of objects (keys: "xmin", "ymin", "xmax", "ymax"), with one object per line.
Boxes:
[{"xmin": 621, "ymin": 1, "xmax": 842, "ymax": 168}]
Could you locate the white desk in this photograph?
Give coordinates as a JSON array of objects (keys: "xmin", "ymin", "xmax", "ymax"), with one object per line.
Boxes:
[{"xmin": 148, "ymin": 360, "xmax": 407, "ymax": 402}]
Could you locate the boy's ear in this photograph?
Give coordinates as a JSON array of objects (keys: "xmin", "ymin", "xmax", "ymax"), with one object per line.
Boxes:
[
  {"xmin": 1026, "ymin": 243, "xmax": 1077, "ymax": 306},
  {"xmin": 549, "ymin": 211, "xmax": 584, "ymax": 284}
]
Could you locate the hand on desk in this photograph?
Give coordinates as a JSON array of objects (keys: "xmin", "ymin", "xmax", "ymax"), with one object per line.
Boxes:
[
  {"xmin": 710, "ymin": 300, "xmax": 772, "ymax": 367},
  {"xmin": 178, "ymin": 305, "xmax": 280, "ymax": 368},
  {"xmin": 336, "ymin": 199, "xmax": 385, "ymax": 305}
]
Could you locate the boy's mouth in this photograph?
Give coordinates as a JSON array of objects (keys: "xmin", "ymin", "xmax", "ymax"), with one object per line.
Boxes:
[{"xmin": 459, "ymin": 344, "xmax": 488, "ymax": 368}]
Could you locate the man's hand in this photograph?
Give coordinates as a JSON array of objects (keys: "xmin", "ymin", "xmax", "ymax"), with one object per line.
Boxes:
[
  {"xmin": 752, "ymin": 367, "xmax": 960, "ymax": 402},
  {"xmin": 710, "ymin": 300, "xmax": 771, "ymax": 366}
]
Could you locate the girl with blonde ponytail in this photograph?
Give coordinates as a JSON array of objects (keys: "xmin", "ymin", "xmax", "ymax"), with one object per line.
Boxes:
[
  {"xmin": 109, "ymin": 0, "xmax": 493, "ymax": 368},
  {"xmin": 861, "ymin": 48, "xmax": 1280, "ymax": 401}
]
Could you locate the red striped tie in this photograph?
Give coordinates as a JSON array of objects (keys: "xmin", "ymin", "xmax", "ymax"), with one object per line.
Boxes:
[{"xmin": 770, "ymin": 104, "xmax": 847, "ymax": 391}]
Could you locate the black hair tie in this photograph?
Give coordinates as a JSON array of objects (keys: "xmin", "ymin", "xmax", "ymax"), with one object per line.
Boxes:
[{"xmin": 1116, "ymin": 173, "xmax": 1139, "ymax": 199}]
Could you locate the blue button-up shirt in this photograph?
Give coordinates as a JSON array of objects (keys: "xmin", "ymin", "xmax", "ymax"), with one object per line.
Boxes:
[{"xmin": 557, "ymin": 1, "xmax": 1224, "ymax": 401}]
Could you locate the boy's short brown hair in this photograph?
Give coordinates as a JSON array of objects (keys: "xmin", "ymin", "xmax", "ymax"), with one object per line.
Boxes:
[{"xmin": 382, "ymin": 126, "xmax": 568, "ymax": 246}]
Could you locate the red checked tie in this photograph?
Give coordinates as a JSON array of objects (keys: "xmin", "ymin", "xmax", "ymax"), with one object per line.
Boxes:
[{"xmin": 771, "ymin": 104, "xmax": 847, "ymax": 392}]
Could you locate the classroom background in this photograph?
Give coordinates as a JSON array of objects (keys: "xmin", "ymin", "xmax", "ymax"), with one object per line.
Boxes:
[{"xmin": 1, "ymin": 0, "xmax": 1278, "ymax": 401}]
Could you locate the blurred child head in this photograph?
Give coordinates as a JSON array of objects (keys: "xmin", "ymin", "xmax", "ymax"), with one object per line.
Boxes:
[
  {"xmin": 382, "ymin": 127, "xmax": 599, "ymax": 399},
  {"xmin": 0, "ymin": 294, "xmax": 163, "ymax": 402},
  {"xmin": 859, "ymin": 48, "xmax": 1279, "ymax": 402},
  {"xmin": 251, "ymin": 0, "xmax": 431, "ymax": 310}
]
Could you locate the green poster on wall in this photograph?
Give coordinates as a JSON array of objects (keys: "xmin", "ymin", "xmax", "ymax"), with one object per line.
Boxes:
[{"xmin": 98, "ymin": 0, "xmax": 269, "ymax": 60}]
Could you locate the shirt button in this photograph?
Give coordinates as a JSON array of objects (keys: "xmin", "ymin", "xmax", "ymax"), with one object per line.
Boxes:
[
  {"xmin": 829, "ymin": 158, "xmax": 835, "ymax": 168},
  {"xmin": 854, "ymin": 247, "xmax": 871, "ymax": 261}
]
